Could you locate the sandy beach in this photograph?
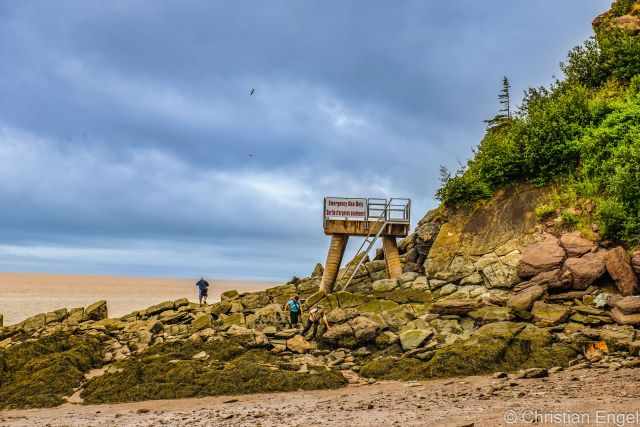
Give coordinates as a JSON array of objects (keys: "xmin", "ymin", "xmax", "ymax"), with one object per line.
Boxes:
[{"xmin": 0, "ymin": 272, "xmax": 276, "ymax": 325}]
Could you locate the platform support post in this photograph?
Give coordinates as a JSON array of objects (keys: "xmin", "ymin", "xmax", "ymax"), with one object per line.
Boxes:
[
  {"xmin": 382, "ymin": 236, "xmax": 403, "ymax": 279},
  {"xmin": 320, "ymin": 234, "xmax": 349, "ymax": 294}
]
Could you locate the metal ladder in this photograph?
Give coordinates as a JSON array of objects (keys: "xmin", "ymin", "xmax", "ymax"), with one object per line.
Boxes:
[{"xmin": 337, "ymin": 199, "xmax": 393, "ymax": 292}]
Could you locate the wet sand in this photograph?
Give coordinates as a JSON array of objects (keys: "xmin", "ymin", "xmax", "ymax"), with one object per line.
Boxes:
[
  {"xmin": 4, "ymin": 367, "xmax": 640, "ymax": 426},
  {"xmin": 0, "ymin": 272, "xmax": 276, "ymax": 325}
]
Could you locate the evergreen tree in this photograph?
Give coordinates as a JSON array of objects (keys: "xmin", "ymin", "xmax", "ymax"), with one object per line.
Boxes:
[
  {"xmin": 485, "ymin": 76, "xmax": 512, "ymax": 129},
  {"xmin": 498, "ymin": 76, "xmax": 511, "ymax": 119}
]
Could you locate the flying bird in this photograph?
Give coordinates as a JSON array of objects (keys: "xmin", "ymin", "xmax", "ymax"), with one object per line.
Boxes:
[{"xmin": 249, "ymin": 88, "xmax": 255, "ymax": 96}]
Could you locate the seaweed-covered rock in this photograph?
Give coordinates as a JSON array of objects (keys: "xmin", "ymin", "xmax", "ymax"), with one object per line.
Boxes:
[
  {"xmin": 362, "ymin": 322, "xmax": 576, "ymax": 380},
  {"xmin": 372, "ymin": 279, "xmax": 399, "ymax": 293},
  {"xmin": 531, "ymin": 301, "xmax": 571, "ymax": 326},
  {"xmin": 468, "ymin": 306, "xmax": 514, "ymax": 323},
  {"xmin": 399, "ymin": 328, "xmax": 433, "ymax": 351}
]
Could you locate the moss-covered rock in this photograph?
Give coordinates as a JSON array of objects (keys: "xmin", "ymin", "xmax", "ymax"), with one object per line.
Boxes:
[
  {"xmin": 357, "ymin": 299, "xmax": 399, "ymax": 314},
  {"xmin": 81, "ymin": 340, "xmax": 346, "ymax": 404},
  {"xmin": 85, "ymin": 300, "xmax": 108, "ymax": 321},
  {"xmin": 0, "ymin": 333, "xmax": 103, "ymax": 409},
  {"xmin": 361, "ymin": 321, "xmax": 577, "ymax": 380}
]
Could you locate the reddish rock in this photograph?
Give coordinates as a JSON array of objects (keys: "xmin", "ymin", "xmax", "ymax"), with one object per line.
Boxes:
[
  {"xmin": 614, "ymin": 296, "xmax": 640, "ymax": 315},
  {"xmin": 531, "ymin": 269, "xmax": 572, "ymax": 292},
  {"xmin": 631, "ymin": 251, "xmax": 640, "ymax": 275},
  {"xmin": 564, "ymin": 252, "xmax": 606, "ymax": 290},
  {"xmin": 559, "ymin": 232, "xmax": 596, "ymax": 257},
  {"xmin": 517, "ymin": 236, "xmax": 566, "ymax": 279},
  {"xmin": 606, "ymin": 247, "xmax": 639, "ymax": 296},
  {"xmin": 611, "ymin": 307, "xmax": 640, "ymax": 326}
]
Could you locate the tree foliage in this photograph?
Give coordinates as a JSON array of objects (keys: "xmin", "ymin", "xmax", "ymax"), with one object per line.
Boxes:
[{"xmin": 435, "ymin": 18, "xmax": 640, "ymax": 243}]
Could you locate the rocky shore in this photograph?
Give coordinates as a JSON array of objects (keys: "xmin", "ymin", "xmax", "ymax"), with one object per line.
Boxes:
[{"xmin": 3, "ymin": 185, "xmax": 640, "ymax": 413}]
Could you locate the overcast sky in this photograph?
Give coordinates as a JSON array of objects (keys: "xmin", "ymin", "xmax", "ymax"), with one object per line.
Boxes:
[{"xmin": 0, "ymin": 1, "xmax": 609, "ymax": 280}]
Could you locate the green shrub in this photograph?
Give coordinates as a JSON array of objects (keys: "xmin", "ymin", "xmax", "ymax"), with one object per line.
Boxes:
[
  {"xmin": 560, "ymin": 210, "xmax": 580, "ymax": 228},
  {"xmin": 535, "ymin": 204, "xmax": 556, "ymax": 220}
]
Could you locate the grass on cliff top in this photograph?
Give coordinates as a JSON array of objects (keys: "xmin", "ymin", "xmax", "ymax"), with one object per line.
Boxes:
[
  {"xmin": 0, "ymin": 333, "xmax": 104, "ymax": 409},
  {"xmin": 81, "ymin": 339, "xmax": 347, "ymax": 404}
]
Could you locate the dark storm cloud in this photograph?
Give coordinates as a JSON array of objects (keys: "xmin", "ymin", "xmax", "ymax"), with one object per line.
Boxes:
[{"xmin": 0, "ymin": 1, "xmax": 609, "ymax": 279}]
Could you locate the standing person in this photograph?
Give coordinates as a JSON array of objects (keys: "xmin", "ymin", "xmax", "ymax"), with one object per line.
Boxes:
[
  {"xmin": 284, "ymin": 295, "xmax": 301, "ymax": 327},
  {"xmin": 302, "ymin": 307, "xmax": 330, "ymax": 340},
  {"xmin": 195, "ymin": 277, "xmax": 210, "ymax": 305}
]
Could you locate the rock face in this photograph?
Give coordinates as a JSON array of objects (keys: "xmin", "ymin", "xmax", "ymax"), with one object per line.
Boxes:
[
  {"xmin": 564, "ymin": 252, "xmax": 606, "ymax": 290},
  {"xmin": 517, "ymin": 236, "xmax": 566, "ymax": 279},
  {"xmin": 605, "ymin": 247, "xmax": 639, "ymax": 296}
]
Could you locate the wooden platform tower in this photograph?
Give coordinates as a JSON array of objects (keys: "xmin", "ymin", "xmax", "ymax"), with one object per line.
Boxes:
[{"xmin": 320, "ymin": 197, "xmax": 411, "ymax": 294}]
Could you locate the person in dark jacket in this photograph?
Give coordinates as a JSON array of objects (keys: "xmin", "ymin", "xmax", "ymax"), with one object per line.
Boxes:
[{"xmin": 196, "ymin": 277, "xmax": 210, "ymax": 305}]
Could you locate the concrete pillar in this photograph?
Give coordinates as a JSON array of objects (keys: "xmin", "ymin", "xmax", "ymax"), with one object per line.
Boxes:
[
  {"xmin": 320, "ymin": 234, "xmax": 349, "ymax": 294},
  {"xmin": 382, "ymin": 236, "xmax": 403, "ymax": 279}
]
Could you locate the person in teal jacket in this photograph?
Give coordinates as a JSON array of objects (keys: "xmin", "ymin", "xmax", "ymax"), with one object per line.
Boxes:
[{"xmin": 284, "ymin": 295, "xmax": 301, "ymax": 327}]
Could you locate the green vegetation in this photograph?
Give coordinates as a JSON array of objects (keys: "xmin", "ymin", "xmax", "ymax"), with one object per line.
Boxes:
[
  {"xmin": 81, "ymin": 339, "xmax": 346, "ymax": 404},
  {"xmin": 0, "ymin": 334, "xmax": 104, "ymax": 409},
  {"xmin": 436, "ymin": 0, "xmax": 640, "ymax": 244}
]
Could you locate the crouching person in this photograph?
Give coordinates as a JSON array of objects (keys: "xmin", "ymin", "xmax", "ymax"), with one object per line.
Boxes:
[{"xmin": 302, "ymin": 307, "xmax": 330, "ymax": 340}]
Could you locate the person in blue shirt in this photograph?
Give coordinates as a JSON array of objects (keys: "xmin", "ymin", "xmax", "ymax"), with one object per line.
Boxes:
[
  {"xmin": 195, "ymin": 277, "xmax": 210, "ymax": 305},
  {"xmin": 284, "ymin": 295, "xmax": 301, "ymax": 327}
]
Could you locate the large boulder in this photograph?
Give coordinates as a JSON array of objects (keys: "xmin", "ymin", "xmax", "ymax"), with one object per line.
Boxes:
[
  {"xmin": 559, "ymin": 232, "xmax": 596, "ymax": 257},
  {"xmin": 531, "ymin": 301, "xmax": 570, "ymax": 326},
  {"xmin": 286, "ymin": 335, "xmax": 312, "ymax": 353},
  {"xmin": 349, "ymin": 316, "xmax": 380, "ymax": 343},
  {"xmin": 85, "ymin": 300, "xmax": 108, "ymax": 321},
  {"xmin": 564, "ymin": 252, "xmax": 606, "ymax": 290},
  {"xmin": 517, "ymin": 236, "xmax": 566, "ymax": 279},
  {"xmin": 605, "ymin": 247, "xmax": 639, "ymax": 296},
  {"xmin": 508, "ymin": 285, "xmax": 545, "ymax": 311},
  {"xmin": 399, "ymin": 328, "xmax": 434, "ymax": 351}
]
